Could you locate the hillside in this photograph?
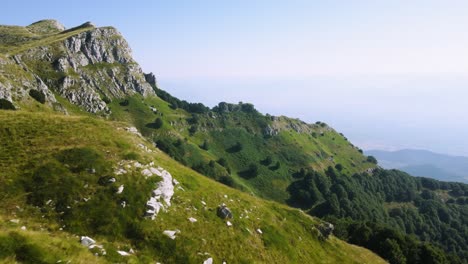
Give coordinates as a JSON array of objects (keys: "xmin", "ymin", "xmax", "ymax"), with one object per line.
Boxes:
[
  {"xmin": 0, "ymin": 111, "xmax": 385, "ymax": 263},
  {"xmin": 367, "ymin": 149, "xmax": 468, "ymax": 183},
  {"xmin": 0, "ymin": 20, "xmax": 386, "ymax": 263},
  {"xmin": 0, "ymin": 19, "xmax": 467, "ymax": 264}
]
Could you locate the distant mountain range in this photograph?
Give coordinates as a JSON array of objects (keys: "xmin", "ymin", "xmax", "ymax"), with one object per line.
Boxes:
[{"xmin": 366, "ymin": 149, "xmax": 468, "ymax": 183}]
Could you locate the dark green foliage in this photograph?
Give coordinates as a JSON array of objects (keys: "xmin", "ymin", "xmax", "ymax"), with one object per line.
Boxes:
[
  {"xmin": 154, "ymin": 87, "xmax": 209, "ymax": 113},
  {"xmin": 29, "ymin": 89, "xmax": 46, "ymax": 104},
  {"xmin": 102, "ymin": 96, "xmax": 111, "ymax": 104},
  {"xmin": 270, "ymin": 161, "xmax": 281, "ymax": 170},
  {"xmin": 119, "ymin": 99, "xmax": 129, "ymax": 106},
  {"xmin": 261, "ymin": 156, "xmax": 273, "ymax": 166},
  {"xmin": 0, "ymin": 232, "xmax": 47, "ymax": 264},
  {"xmin": 335, "ymin": 163, "xmax": 344, "ymax": 171},
  {"xmin": 219, "ymin": 175, "xmax": 235, "ymax": 187},
  {"xmin": 22, "ymin": 160, "xmax": 81, "ymax": 211},
  {"xmin": 367, "ymin": 155, "xmax": 378, "ymax": 164},
  {"xmin": 0, "ymin": 98, "xmax": 15, "ymax": 110},
  {"xmin": 239, "ymin": 163, "xmax": 259, "ymax": 179},
  {"xmin": 287, "ymin": 167, "xmax": 468, "ymax": 262},
  {"xmin": 227, "ymin": 141, "xmax": 243, "ymax": 153},
  {"xmin": 212, "ymin": 101, "xmax": 258, "ymax": 114},
  {"xmin": 156, "ymin": 138, "xmax": 186, "ymax": 162},
  {"xmin": 217, "ymin": 158, "xmax": 228, "ymax": 167},
  {"xmin": 188, "ymin": 125, "xmax": 197, "ymax": 135},
  {"xmin": 147, "ymin": 117, "xmax": 163, "ymax": 129},
  {"xmin": 200, "ymin": 139, "xmax": 209, "ymax": 150}
]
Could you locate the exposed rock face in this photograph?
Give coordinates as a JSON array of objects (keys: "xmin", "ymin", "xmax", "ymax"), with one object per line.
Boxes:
[
  {"xmin": 144, "ymin": 72, "xmax": 157, "ymax": 87},
  {"xmin": 0, "ymin": 20, "xmax": 155, "ymax": 113}
]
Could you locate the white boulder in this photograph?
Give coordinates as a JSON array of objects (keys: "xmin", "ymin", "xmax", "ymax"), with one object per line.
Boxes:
[
  {"xmin": 203, "ymin": 257, "xmax": 213, "ymax": 264},
  {"xmin": 80, "ymin": 236, "xmax": 96, "ymax": 247}
]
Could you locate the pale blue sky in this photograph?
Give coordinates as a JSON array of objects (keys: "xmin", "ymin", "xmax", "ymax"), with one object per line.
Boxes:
[{"xmin": 3, "ymin": 1, "xmax": 468, "ymax": 155}]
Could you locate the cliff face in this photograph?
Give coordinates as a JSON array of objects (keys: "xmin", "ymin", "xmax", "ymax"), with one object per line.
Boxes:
[{"xmin": 0, "ymin": 20, "xmax": 155, "ymax": 113}]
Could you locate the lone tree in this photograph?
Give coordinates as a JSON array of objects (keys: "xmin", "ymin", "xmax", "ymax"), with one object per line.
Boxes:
[{"xmin": 153, "ymin": 118, "xmax": 163, "ymax": 129}]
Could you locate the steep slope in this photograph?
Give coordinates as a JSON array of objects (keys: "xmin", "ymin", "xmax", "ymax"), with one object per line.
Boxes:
[
  {"xmin": 1, "ymin": 20, "xmax": 467, "ymax": 263},
  {"xmin": 0, "ymin": 20, "xmax": 153, "ymax": 113},
  {"xmin": 0, "ymin": 110, "xmax": 385, "ymax": 263}
]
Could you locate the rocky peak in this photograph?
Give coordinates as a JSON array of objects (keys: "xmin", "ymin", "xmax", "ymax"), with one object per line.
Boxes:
[{"xmin": 0, "ymin": 20, "xmax": 156, "ymax": 113}]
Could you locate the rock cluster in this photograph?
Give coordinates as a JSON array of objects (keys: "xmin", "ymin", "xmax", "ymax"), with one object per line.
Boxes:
[{"xmin": 0, "ymin": 20, "xmax": 156, "ymax": 113}]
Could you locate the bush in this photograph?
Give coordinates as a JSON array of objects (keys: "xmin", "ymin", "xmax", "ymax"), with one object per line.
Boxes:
[
  {"xmin": 102, "ymin": 96, "xmax": 111, "ymax": 104},
  {"xmin": 335, "ymin": 163, "xmax": 343, "ymax": 171},
  {"xmin": 0, "ymin": 232, "xmax": 46, "ymax": 264},
  {"xmin": 219, "ymin": 175, "xmax": 235, "ymax": 187},
  {"xmin": 119, "ymin": 99, "xmax": 130, "ymax": 106},
  {"xmin": 227, "ymin": 142, "xmax": 243, "ymax": 153},
  {"xmin": 367, "ymin": 155, "xmax": 378, "ymax": 164},
  {"xmin": 239, "ymin": 163, "xmax": 259, "ymax": 179},
  {"xmin": 29, "ymin": 89, "xmax": 46, "ymax": 104},
  {"xmin": 200, "ymin": 140, "xmax": 209, "ymax": 150},
  {"xmin": 0, "ymin": 99, "xmax": 15, "ymax": 110}
]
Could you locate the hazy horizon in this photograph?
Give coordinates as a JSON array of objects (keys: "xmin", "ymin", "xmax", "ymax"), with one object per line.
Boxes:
[
  {"xmin": 3, "ymin": 1, "xmax": 468, "ymax": 156},
  {"xmin": 158, "ymin": 74, "xmax": 468, "ymax": 157}
]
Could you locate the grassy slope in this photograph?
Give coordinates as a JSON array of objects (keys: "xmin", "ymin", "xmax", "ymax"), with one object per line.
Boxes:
[
  {"xmin": 105, "ymin": 94, "xmax": 375, "ymax": 203},
  {"xmin": 0, "ymin": 110, "xmax": 385, "ymax": 263}
]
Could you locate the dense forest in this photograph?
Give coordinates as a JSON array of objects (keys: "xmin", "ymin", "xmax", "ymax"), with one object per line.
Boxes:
[{"xmin": 288, "ymin": 167, "xmax": 468, "ymax": 263}]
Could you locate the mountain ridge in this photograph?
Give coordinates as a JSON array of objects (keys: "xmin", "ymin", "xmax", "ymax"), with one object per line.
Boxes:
[
  {"xmin": 0, "ymin": 20, "xmax": 467, "ymax": 264},
  {"xmin": 0, "ymin": 20, "xmax": 386, "ymax": 263}
]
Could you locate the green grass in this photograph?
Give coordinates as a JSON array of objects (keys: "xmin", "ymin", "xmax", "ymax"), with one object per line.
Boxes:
[
  {"xmin": 105, "ymin": 96, "xmax": 376, "ymax": 205},
  {"xmin": 0, "ymin": 24, "xmax": 93, "ymax": 55},
  {"xmin": 0, "ymin": 110, "xmax": 385, "ymax": 263}
]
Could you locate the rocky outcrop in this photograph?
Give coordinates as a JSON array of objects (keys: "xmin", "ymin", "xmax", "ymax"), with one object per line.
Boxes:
[
  {"xmin": 144, "ymin": 72, "xmax": 157, "ymax": 87},
  {"xmin": 0, "ymin": 20, "xmax": 156, "ymax": 113}
]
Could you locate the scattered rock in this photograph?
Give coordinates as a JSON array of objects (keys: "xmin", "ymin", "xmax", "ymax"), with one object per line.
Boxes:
[
  {"xmin": 318, "ymin": 222, "xmax": 334, "ymax": 240},
  {"xmin": 141, "ymin": 168, "xmax": 152, "ymax": 177},
  {"xmin": 163, "ymin": 230, "xmax": 178, "ymax": 240},
  {"xmin": 117, "ymin": 185, "xmax": 124, "ymax": 194},
  {"xmin": 117, "ymin": 250, "xmax": 131, "ymax": 256},
  {"xmin": 20, "ymin": 226, "xmax": 27, "ymax": 230},
  {"xmin": 217, "ymin": 204, "xmax": 233, "ymax": 219},
  {"xmin": 80, "ymin": 236, "xmax": 96, "ymax": 247},
  {"xmin": 146, "ymin": 168, "xmax": 175, "ymax": 220},
  {"xmin": 125, "ymin": 127, "xmax": 142, "ymax": 136},
  {"xmin": 203, "ymin": 257, "xmax": 213, "ymax": 264}
]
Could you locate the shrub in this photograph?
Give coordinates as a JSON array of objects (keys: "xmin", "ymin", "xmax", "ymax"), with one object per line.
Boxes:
[
  {"xmin": 219, "ymin": 175, "xmax": 235, "ymax": 187},
  {"xmin": 217, "ymin": 158, "xmax": 228, "ymax": 167},
  {"xmin": 200, "ymin": 140, "xmax": 209, "ymax": 150},
  {"xmin": 102, "ymin": 96, "xmax": 111, "ymax": 104},
  {"xmin": 239, "ymin": 163, "xmax": 259, "ymax": 179},
  {"xmin": 29, "ymin": 89, "xmax": 46, "ymax": 104},
  {"xmin": 119, "ymin": 99, "xmax": 130, "ymax": 106},
  {"xmin": 335, "ymin": 163, "xmax": 343, "ymax": 171},
  {"xmin": 367, "ymin": 156, "xmax": 378, "ymax": 164},
  {"xmin": 227, "ymin": 142, "xmax": 243, "ymax": 153},
  {"xmin": 0, "ymin": 99, "xmax": 15, "ymax": 110}
]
